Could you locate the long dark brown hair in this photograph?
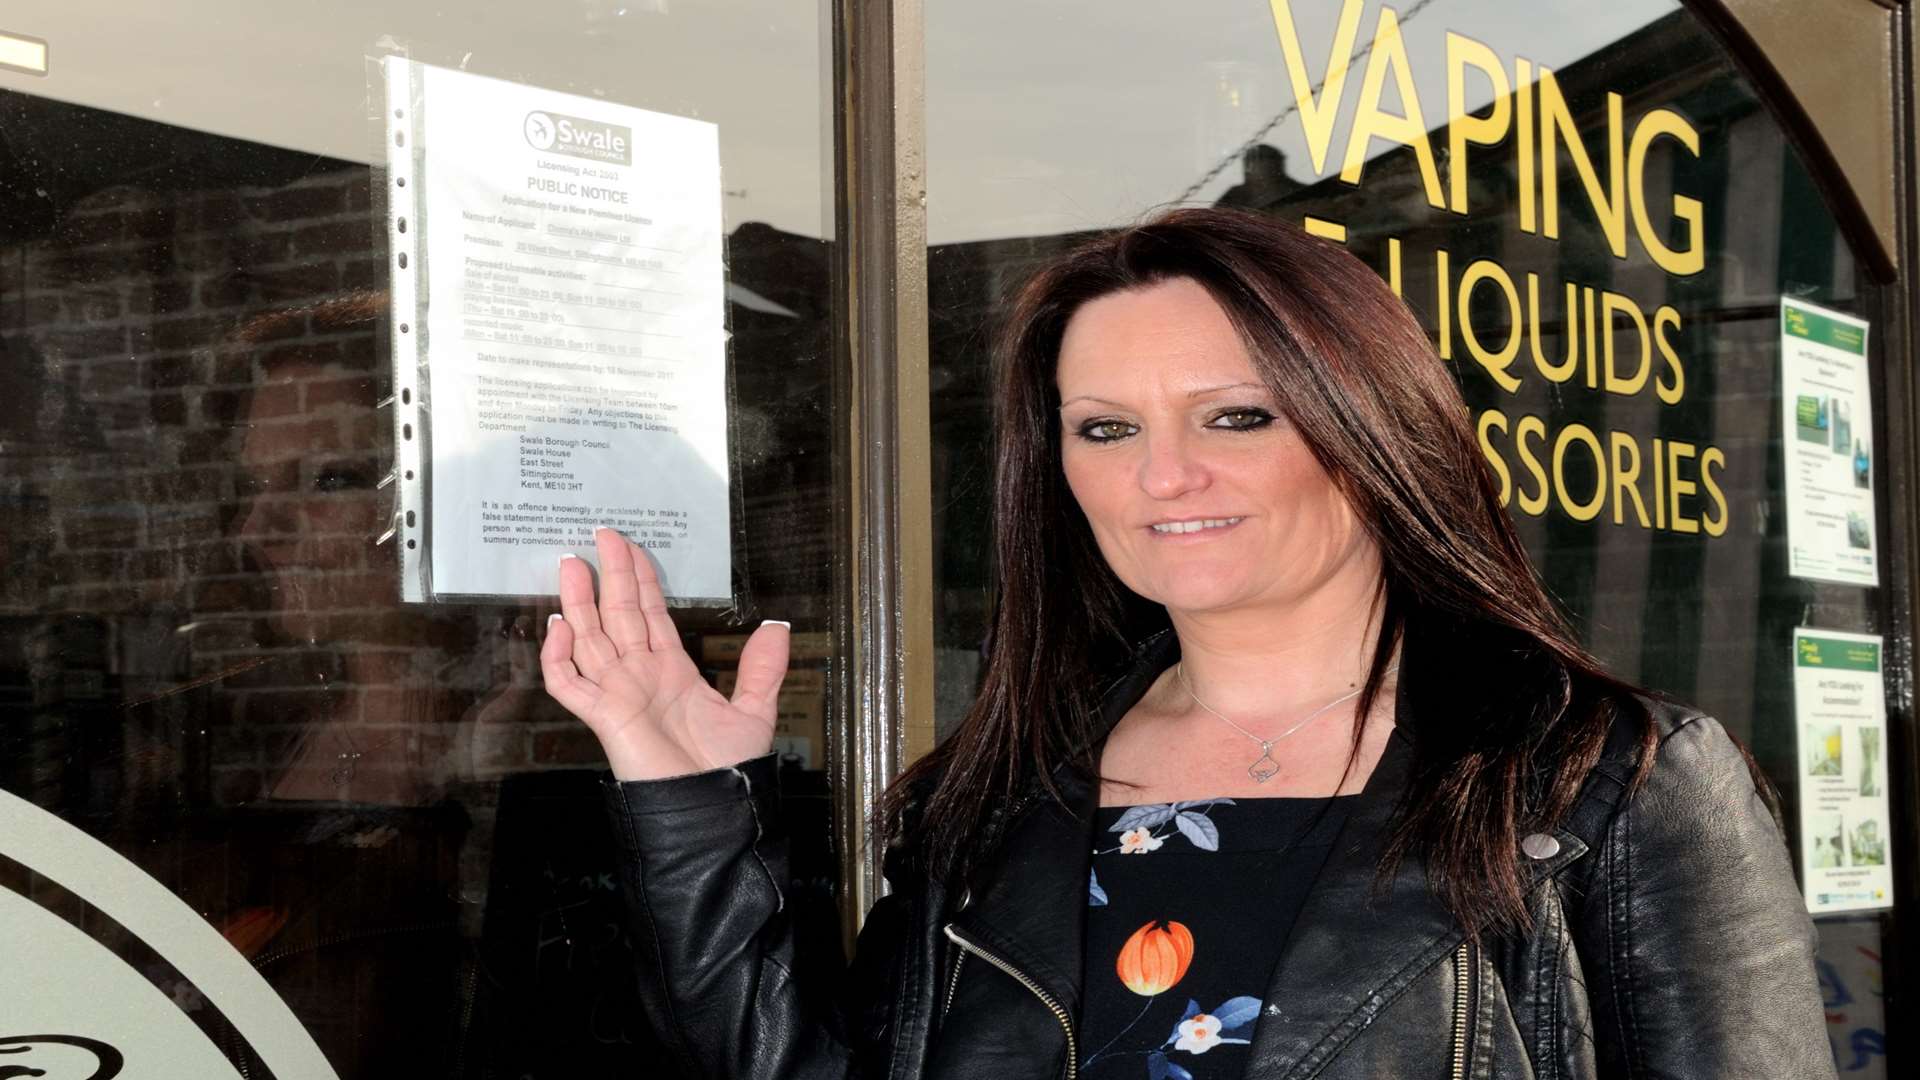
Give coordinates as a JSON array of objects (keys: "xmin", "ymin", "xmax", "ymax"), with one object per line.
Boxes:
[{"xmin": 883, "ymin": 207, "xmax": 1655, "ymax": 935}]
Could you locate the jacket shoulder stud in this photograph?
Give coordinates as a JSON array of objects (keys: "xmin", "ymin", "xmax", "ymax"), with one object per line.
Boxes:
[{"xmin": 1521, "ymin": 833, "xmax": 1561, "ymax": 860}]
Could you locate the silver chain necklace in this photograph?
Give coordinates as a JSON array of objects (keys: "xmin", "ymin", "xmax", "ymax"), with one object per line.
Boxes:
[{"xmin": 1176, "ymin": 661, "xmax": 1399, "ymax": 783}]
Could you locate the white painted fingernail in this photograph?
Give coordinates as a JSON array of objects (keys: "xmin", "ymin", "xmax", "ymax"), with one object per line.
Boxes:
[
  {"xmin": 548, "ymin": 613, "xmax": 563, "ymax": 626},
  {"xmin": 560, "ymin": 553, "xmax": 579, "ymax": 561},
  {"xmin": 762, "ymin": 619, "xmax": 791, "ymax": 629}
]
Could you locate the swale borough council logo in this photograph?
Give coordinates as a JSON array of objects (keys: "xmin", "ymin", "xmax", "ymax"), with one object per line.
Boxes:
[
  {"xmin": 524, "ymin": 111, "xmax": 557, "ymax": 150},
  {"xmin": 522, "ymin": 108, "xmax": 631, "ymax": 165}
]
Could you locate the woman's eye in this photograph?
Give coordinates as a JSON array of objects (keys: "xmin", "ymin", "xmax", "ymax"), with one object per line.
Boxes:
[
  {"xmin": 1077, "ymin": 419, "xmax": 1138, "ymax": 442},
  {"xmin": 1209, "ymin": 408, "xmax": 1275, "ymax": 431}
]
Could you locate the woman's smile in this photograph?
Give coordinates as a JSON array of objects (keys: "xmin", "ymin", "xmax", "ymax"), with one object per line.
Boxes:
[{"xmin": 1147, "ymin": 515, "xmax": 1245, "ymax": 538}]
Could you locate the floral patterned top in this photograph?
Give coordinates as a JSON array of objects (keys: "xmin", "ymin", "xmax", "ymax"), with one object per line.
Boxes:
[{"xmin": 1081, "ymin": 795, "xmax": 1353, "ymax": 1080}]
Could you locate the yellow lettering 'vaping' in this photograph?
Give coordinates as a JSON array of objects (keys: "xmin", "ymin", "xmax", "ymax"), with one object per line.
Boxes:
[
  {"xmin": 1446, "ymin": 33, "xmax": 1510, "ymax": 214},
  {"xmin": 1339, "ymin": 5, "xmax": 1445, "ymax": 208},
  {"xmin": 1628, "ymin": 109, "xmax": 1706, "ymax": 275},
  {"xmin": 1538, "ymin": 67, "xmax": 1626, "ymax": 258},
  {"xmin": 1269, "ymin": 0, "xmax": 1364, "ymax": 175}
]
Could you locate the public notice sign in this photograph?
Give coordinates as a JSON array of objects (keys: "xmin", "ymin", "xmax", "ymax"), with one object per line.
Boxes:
[
  {"xmin": 383, "ymin": 57, "xmax": 730, "ymax": 603},
  {"xmin": 1792, "ymin": 628, "xmax": 1893, "ymax": 914},
  {"xmin": 1780, "ymin": 298, "xmax": 1877, "ymax": 587}
]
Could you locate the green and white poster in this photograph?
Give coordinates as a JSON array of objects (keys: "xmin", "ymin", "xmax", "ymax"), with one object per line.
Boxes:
[
  {"xmin": 1793, "ymin": 628, "xmax": 1892, "ymax": 914},
  {"xmin": 1780, "ymin": 298, "xmax": 1876, "ymax": 586}
]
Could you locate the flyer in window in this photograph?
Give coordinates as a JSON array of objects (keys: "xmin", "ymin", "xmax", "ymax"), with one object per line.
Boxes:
[
  {"xmin": 383, "ymin": 57, "xmax": 730, "ymax": 603},
  {"xmin": 1779, "ymin": 298, "xmax": 1876, "ymax": 587},
  {"xmin": 1792, "ymin": 628, "xmax": 1892, "ymax": 914}
]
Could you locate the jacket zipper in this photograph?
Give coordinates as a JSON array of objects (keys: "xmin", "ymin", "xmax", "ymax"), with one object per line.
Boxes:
[
  {"xmin": 943, "ymin": 947, "xmax": 967, "ymax": 1017},
  {"xmin": 943, "ymin": 924, "xmax": 1077, "ymax": 1080},
  {"xmin": 1450, "ymin": 939, "xmax": 1474, "ymax": 1080}
]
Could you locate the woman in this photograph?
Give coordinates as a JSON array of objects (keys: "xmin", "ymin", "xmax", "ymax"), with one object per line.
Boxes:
[{"xmin": 541, "ymin": 208, "xmax": 1832, "ymax": 1079}]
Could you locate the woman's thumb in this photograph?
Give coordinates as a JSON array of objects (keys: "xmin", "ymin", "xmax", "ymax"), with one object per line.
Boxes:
[{"xmin": 729, "ymin": 620, "xmax": 791, "ymax": 719}]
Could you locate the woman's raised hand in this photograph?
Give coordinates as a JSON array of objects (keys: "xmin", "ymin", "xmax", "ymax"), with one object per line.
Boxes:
[{"xmin": 540, "ymin": 527, "xmax": 789, "ymax": 780}]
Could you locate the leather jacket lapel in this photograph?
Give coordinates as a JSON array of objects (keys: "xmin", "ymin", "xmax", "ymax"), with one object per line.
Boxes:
[
  {"xmin": 945, "ymin": 765, "xmax": 1097, "ymax": 1019},
  {"xmin": 1241, "ymin": 727, "xmax": 1470, "ymax": 1078},
  {"xmin": 945, "ymin": 630, "xmax": 1181, "ymax": 1024}
]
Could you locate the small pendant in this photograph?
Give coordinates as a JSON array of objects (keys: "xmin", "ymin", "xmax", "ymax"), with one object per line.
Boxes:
[{"xmin": 1248, "ymin": 741, "xmax": 1280, "ymax": 783}]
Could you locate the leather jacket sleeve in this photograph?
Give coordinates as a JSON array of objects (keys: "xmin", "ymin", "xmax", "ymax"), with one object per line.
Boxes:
[
  {"xmin": 603, "ymin": 752, "xmax": 904, "ymax": 1080},
  {"xmin": 1570, "ymin": 713, "xmax": 1835, "ymax": 1079}
]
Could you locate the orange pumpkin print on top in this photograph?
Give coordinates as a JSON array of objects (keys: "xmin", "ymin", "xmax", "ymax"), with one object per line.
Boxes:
[{"xmin": 1115, "ymin": 919, "xmax": 1194, "ymax": 996}]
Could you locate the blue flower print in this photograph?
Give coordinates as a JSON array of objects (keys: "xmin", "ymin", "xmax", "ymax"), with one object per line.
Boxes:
[{"xmin": 1101, "ymin": 799, "xmax": 1235, "ymax": 855}]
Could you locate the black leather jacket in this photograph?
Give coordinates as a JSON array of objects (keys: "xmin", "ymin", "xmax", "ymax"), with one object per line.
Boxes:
[{"xmin": 604, "ymin": 631, "xmax": 1834, "ymax": 1079}]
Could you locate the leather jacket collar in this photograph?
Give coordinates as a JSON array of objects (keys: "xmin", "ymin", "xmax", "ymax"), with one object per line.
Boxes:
[{"xmin": 941, "ymin": 630, "xmax": 1181, "ymax": 1024}]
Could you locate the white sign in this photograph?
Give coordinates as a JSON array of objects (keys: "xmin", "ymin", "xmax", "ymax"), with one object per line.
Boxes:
[
  {"xmin": 385, "ymin": 58, "xmax": 731, "ymax": 603},
  {"xmin": 1792, "ymin": 628, "xmax": 1893, "ymax": 914},
  {"xmin": 1780, "ymin": 298, "xmax": 1876, "ymax": 586}
]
